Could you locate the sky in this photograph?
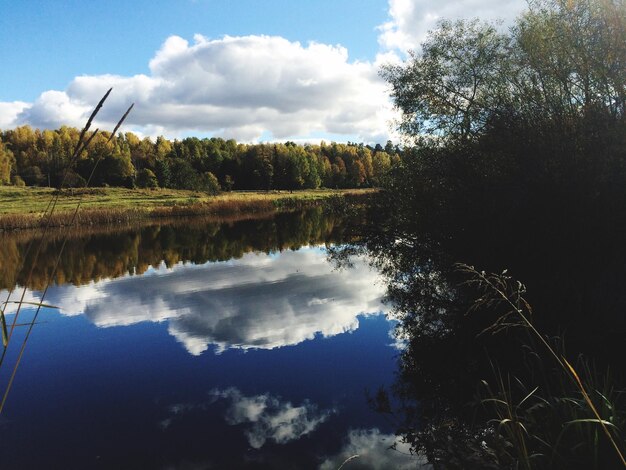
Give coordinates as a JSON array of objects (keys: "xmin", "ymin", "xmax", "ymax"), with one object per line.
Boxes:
[{"xmin": 0, "ymin": 0, "xmax": 526, "ymax": 143}]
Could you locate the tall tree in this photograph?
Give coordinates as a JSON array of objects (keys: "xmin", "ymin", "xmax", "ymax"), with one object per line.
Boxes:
[
  {"xmin": 381, "ymin": 19, "xmax": 511, "ymax": 142},
  {"xmin": 0, "ymin": 137, "xmax": 14, "ymax": 185}
]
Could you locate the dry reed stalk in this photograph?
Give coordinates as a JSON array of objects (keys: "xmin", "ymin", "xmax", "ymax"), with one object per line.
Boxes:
[{"xmin": 0, "ymin": 88, "xmax": 112, "ymax": 344}]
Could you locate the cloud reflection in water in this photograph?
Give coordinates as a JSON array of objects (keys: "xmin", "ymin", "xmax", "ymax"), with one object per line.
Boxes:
[
  {"xmin": 160, "ymin": 387, "xmax": 335, "ymax": 450},
  {"xmin": 319, "ymin": 428, "xmax": 427, "ymax": 469},
  {"xmin": 35, "ymin": 247, "xmax": 386, "ymax": 354},
  {"xmin": 212, "ymin": 387, "xmax": 335, "ymax": 449}
]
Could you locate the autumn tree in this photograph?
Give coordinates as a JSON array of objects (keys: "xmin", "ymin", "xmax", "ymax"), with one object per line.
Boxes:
[
  {"xmin": 1, "ymin": 125, "xmax": 399, "ymax": 190},
  {"xmin": 0, "ymin": 137, "xmax": 14, "ymax": 185}
]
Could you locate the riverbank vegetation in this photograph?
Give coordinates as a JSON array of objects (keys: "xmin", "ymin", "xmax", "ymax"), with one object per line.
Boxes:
[
  {"xmin": 381, "ymin": 0, "xmax": 626, "ymax": 232},
  {"xmin": 353, "ymin": 0, "xmax": 626, "ymax": 468},
  {"xmin": 0, "ymin": 186, "xmax": 374, "ymax": 231}
]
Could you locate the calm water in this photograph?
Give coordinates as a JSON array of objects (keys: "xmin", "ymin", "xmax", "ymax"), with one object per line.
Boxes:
[{"xmin": 0, "ymin": 211, "xmax": 419, "ymax": 469}]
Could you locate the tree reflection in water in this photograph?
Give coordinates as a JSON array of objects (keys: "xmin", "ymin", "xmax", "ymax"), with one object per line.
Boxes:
[
  {"xmin": 0, "ymin": 206, "xmax": 361, "ymax": 291},
  {"xmin": 329, "ymin": 193, "xmax": 626, "ymax": 469}
]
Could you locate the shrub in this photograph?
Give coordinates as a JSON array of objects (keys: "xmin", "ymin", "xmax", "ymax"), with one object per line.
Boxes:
[
  {"xmin": 11, "ymin": 175, "xmax": 25, "ymax": 187},
  {"xmin": 136, "ymin": 168, "xmax": 159, "ymax": 189},
  {"xmin": 202, "ymin": 172, "xmax": 221, "ymax": 195}
]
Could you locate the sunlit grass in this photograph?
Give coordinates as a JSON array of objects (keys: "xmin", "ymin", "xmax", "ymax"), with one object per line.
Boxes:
[{"xmin": 0, "ymin": 186, "xmax": 376, "ymax": 230}]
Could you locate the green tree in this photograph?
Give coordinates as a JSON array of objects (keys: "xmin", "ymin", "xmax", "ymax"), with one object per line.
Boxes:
[
  {"xmin": 154, "ymin": 159, "xmax": 171, "ymax": 188},
  {"xmin": 77, "ymin": 133, "xmax": 134, "ymax": 187},
  {"xmin": 136, "ymin": 168, "xmax": 159, "ymax": 189},
  {"xmin": 244, "ymin": 145, "xmax": 273, "ymax": 190},
  {"xmin": 371, "ymin": 151, "xmax": 392, "ymax": 186},
  {"xmin": 169, "ymin": 159, "xmax": 203, "ymax": 190},
  {"xmin": 201, "ymin": 171, "xmax": 221, "ymax": 195},
  {"xmin": 381, "ymin": 0, "xmax": 626, "ymax": 213},
  {"xmin": 304, "ymin": 156, "xmax": 321, "ymax": 189},
  {"xmin": 222, "ymin": 175, "xmax": 234, "ymax": 191},
  {"xmin": 380, "ymin": 19, "xmax": 511, "ymax": 142},
  {"xmin": 155, "ymin": 136, "xmax": 173, "ymax": 160},
  {"xmin": 0, "ymin": 138, "xmax": 14, "ymax": 185}
]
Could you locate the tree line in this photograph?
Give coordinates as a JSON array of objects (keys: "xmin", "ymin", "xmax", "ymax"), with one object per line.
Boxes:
[{"xmin": 0, "ymin": 126, "xmax": 400, "ymax": 192}]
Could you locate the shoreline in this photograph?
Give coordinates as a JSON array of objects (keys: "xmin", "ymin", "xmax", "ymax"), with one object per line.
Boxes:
[{"xmin": 0, "ymin": 187, "xmax": 376, "ymax": 231}]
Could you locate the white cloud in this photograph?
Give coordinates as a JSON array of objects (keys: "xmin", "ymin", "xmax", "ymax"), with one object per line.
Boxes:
[
  {"xmin": 0, "ymin": 1, "xmax": 533, "ymax": 141},
  {"xmin": 162, "ymin": 388, "xmax": 334, "ymax": 449},
  {"xmin": 30, "ymin": 247, "xmax": 386, "ymax": 355},
  {"xmin": 16, "ymin": 90, "xmax": 91, "ymax": 130},
  {"xmin": 210, "ymin": 387, "xmax": 334, "ymax": 449},
  {"xmin": 1, "ymin": 35, "xmax": 395, "ymax": 143},
  {"xmin": 40, "ymin": 281, "xmax": 108, "ymax": 317},
  {"xmin": 0, "ymin": 288, "xmax": 44, "ymax": 315},
  {"xmin": 319, "ymin": 428, "xmax": 429, "ymax": 470},
  {"xmin": 378, "ymin": 0, "xmax": 526, "ymax": 53},
  {"xmin": 0, "ymin": 101, "xmax": 29, "ymax": 130}
]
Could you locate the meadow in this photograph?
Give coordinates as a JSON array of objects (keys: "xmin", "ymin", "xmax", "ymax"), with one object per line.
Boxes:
[{"xmin": 0, "ymin": 186, "xmax": 375, "ymax": 230}]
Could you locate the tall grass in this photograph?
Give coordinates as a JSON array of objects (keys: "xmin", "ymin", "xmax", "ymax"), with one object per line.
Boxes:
[{"xmin": 459, "ymin": 264, "xmax": 626, "ymax": 468}]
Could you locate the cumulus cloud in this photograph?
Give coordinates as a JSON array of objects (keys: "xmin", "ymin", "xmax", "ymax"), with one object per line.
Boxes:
[
  {"xmin": 161, "ymin": 388, "xmax": 334, "ymax": 449},
  {"xmin": 210, "ymin": 388, "xmax": 334, "ymax": 449},
  {"xmin": 1, "ymin": 34, "xmax": 394, "ymax": 142},
  {"xmin": 0, "ymin": 101, "xmax": 29, "ymax": 130},
  {"xmin": 319, "ymin": 428, "xmax": 429, "ymax": 470},
  {"xmin": 29, "ymin": 247, "xmax": 386, "ymax": 355},
  {"xmin": 0, "ymin": 288, "xmax": 45, "ymax": 315},
  {"xmin": 0, "ymin": 1, "xmax": 535, "ymax": 141},
  {"xmin": 17, "ymin": 90, "xmax": 91, "ymax": 129},
  {"xmin": 378, "ymin": 0, "xmax": 527, "ymax": 53},
  {"xmin": 33, "ymin": 281, "xmax": 107, "ymax": 317}
]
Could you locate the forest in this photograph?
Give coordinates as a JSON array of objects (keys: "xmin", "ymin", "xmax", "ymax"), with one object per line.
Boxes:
[{"xmin": 0, "ymin": 127, "xmax": 400, "ymax": 192}]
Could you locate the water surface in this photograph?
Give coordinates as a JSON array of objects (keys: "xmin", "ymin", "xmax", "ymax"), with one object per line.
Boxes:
[{"xmin": 0, "ymin": 211, "xmax": 418, "ymax": 469}]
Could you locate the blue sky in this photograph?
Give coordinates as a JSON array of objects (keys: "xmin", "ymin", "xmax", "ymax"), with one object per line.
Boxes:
[
  {"xmin": 0, "ymin": 0, "xmax": 525, "ymax": 142},
  {"xmin": 0, "ymin": 0, "xmax": 387, "ymax": 101}
]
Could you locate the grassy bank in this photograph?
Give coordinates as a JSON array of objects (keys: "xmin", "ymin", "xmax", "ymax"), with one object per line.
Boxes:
[{"xmin": 0, "ymin": 186, "xmax": 376, "ymax": 231}]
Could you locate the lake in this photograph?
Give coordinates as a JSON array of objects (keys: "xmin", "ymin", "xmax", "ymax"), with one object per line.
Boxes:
[{"xmin": 0, "ymin": 209, "xmax": 421, "ymax": 469}]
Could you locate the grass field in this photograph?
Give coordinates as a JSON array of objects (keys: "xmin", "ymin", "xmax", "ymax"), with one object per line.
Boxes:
[{"xmin": 0, "ymin": 186, "xmax": 376, "ymax": 230}]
